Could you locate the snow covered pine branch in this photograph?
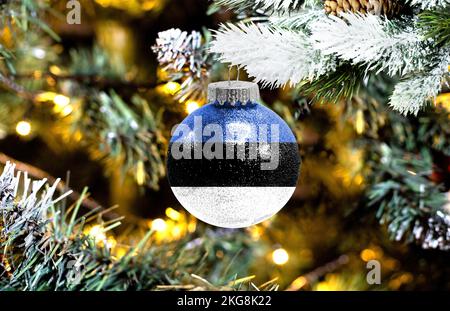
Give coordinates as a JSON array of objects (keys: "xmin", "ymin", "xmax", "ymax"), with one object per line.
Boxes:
[
  {"xmin": 210, "ymin": 22, "xmax": 336, "ymax": 88},
  {"xmin": 210, "ymin": 1, "xmax": 450, "ymax": 115},
  {"xmin": 212, "ymin": 0, "xmax": 305, "ymax": 13}
]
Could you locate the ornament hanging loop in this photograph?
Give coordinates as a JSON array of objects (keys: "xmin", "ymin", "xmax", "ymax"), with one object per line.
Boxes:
[{"xmin": 227, "ymin": 65, "xmax": 241, "ymax": 84}]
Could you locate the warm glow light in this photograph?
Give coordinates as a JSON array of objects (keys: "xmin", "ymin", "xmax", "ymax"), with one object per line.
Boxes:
[
  {"xmin": 165, "ymin": 207, "xmax": 181, "ymax": 221},
  {"xmin": 360, "ymin": 248, "xmax": 376, "ymax": 262},
  {"xmin": 54, "ymin": 94, "xmax": 70, "ymax": 108},
  {"xmin": 16, "ymin": 121, "xmax": 31, "ymax": 137},
  {"xmin": 89, "ymin": 225, "xmax": 106, "ymax": 242},
  {"xmin": 60, "ymin": 105, "xmax": 73, "ymax": 117},
  {"xmin": 248, "ymin": 226, "xmax": 263, "ymax": 241},
  {"xmin": 163, "ymin": 81, "xmax": 181, "ymax": 95},
  {"xmin": 115, "ymin": 247, "xmax": 128, "ymax": 259},
  {"xmin": 288, "ymin": 276, "xmax": 308, "ymax": 291},
  {"xmin": 36, "ymin": 91, "xmax": 58, "ymax": 103},
  {"xmin": 105, "ymin": 236, "xmax": 117, "ymax": 249},
  {"xmin": 0, "ymin": 128, "xmax": 7, "ymax": 140},
  {"xmin": 436, "ymin": 93, "xmax": 450, "ymax": 110},
  {"xmin": 316, "ymin": 282, "xmax": 332, "ymax": 291},
  {"xmin": 33, "ymin": 70, "xmax": 42, "ymax": 79},
  {"xmin": 272, "ymin": 248, "xmax": 289, "ymax": 265},
  {"xmin": 188, "ymin": 220, "xmax": 197, "ymax": 233},
  {"xmin": 142, "ymin": 0, "xmax": 157, "ymax": 10},
  {"xmin": 151, "ymin": 218, "xmax": 167, "ymax": 232},
  {"xmin": 32, "ymin": 48, "xmax": 46, "ymax": 59},
  {"xmin": 171, "ymin": 225, "xmax": 182, "ymax": 238},
  {"xmin": 49, "ymin": 65, "xmax": 62, "ymax": 75},
  {"xmin": 355, "ymin": 109, "xmax": 365, "ymax": 135},
  {"xmin": 136, "ymin": 161, "xmax": 146, "ymax": 186},
  {"xmin": 185, "ymin": 100, "xmax": 200, "ymax": 114},
  {"xmin": 354, "ymin": 174, "xmax": 364, "ymax": 186}
]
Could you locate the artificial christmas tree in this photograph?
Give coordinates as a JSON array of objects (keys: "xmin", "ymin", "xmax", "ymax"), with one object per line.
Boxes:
[{"xmin": 1, "ymin": 0, "xmax": 450, "ymax": 293}]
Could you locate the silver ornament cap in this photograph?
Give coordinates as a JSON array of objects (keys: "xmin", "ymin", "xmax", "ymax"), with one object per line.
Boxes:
[{"xmin": 207, "ymin": 81, "xmax": 260, "ymax": 107}]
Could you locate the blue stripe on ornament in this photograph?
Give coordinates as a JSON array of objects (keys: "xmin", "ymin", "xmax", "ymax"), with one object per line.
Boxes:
[{"xmin": 171, "ymin": 103, "xmax": 297, "ymax": 143}]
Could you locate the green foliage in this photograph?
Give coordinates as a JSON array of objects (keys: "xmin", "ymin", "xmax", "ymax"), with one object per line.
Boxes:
[
  {"xmin": 419, "ymin": 10, "xmax": 450, "ymax": 47},
  {"xmin": 368, "ymin": 146, "xmax": 449, "ymax": 249},
  {"xmin": 359, "ymin": 97, "xmax": 450, "ymax": 250},
  {"xmin": 79, "ymin": 91, "xmax": 166, "ymax": 189},
  {"xmin": 211, "ymin": 0, "xmax": 307, "ymax": 15},
  {"xmin": 297, "ymin": 65, "xmax": 365, "ymax": 104},
  {"xmin": 0, "ymin": 0, "xmax": 59, "ymax": 74},
  {"xmin": 1, "ymin": 12, "xmax": 168, "ymax": 189},
  {"xmin": 0, "ymin": 163, "xmax": 255, "ymax": 290},
  {"xmin": 68, "ymin": 45, "xmax": 125, "ymax": 79}
]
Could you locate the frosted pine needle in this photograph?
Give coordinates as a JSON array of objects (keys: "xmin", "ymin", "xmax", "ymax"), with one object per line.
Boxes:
[{"xmin": 210, "ymin": 22, "xmax": 336, "ymax": 88}]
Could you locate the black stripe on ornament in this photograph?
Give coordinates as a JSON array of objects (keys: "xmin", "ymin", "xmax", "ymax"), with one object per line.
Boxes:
[{"xmin": 167, "ymin": 142, "xmax": 300, "ymax": 187}]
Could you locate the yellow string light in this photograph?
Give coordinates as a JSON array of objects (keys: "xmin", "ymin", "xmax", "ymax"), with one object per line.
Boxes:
[
  {"xmin": 248, "ymin": 226, "xmax": 263, "ymax": 241},
  {"xmin": 145, "ymin": 211, "xmax": 196, "ymax": 242},
  {"xmin": 360, "ymin": 246, "xmax": 383, "ymax": 262},
  {"xmin": 105, "ymin": 236, "xmax": 117, "ymax": 249},
  {"xmin": 33, "ymin": 70, "xmax": 42, "ymax": 79},
  {"xmin": 187, "ymin": 219, "xmax": 197, "ymax": 233},
  {"xmin": 136, "ymin": 161, "xmax": 146, "ymax": 186},
  {"xmin": 49, "ymin": 65, "xmax": 62, "ymax": 75},
  {"xmin": 94, "ymin": 0, "xmax": 162, "ymax": 13},
  {"xmin": 355, "ymin": 109, "xmax": 365, "ymax": 135},
  {"xmin": 185, "ymin": 100, "xmax": 200, "ymax": 114},
  {"xmin": 272, "ymin": 248, "xmax": 289, "ymax": 265},
  {"xmin": 436, "ymin": 92, "xmax": 450, "ymax": 111},
  {"xmin": 171, "ymin": 225, "xmax": 182, "ymax": 239},
  {"xmin": 86, "ymin": 225, "xmax": 117, "ymax": 249},
  {"xmin": 59, "ymin": 105, "xmax": 73, "ymax": 117},
  {"xmin": 162, "ymin": 81, "xmax": 181, "ymax": 95},
  {"xmin": 16, "ymin": 121, "xmax": 32, "ymax": 137},
  {"xmin": 35, "ymin": 91, "xmax": 58, "ymax": 103},
  {"xmin": 151, "ymin": 218, "xmax": 167, "ymax": 232},
  {"xmin": 36, "ymin": 92, "xmax": 71, "ymax": 115},
  {"xmin": 287, "ymin": 276, "xmax": 308, "ymax": 291},
  {"xmin": 53, "ymin": 94, "xmax": 70, "ymax": 108},
  {"xmin": 88, "ymin": 225, "xmax": 107, "ymax": 242},
  {"xmin": 165, "ymin": 207, "xmax": 181, "ymax": 221},
  {"xmin": 360, "ymin": 249, "xmax": 377, "ymax": 262},
  {"xmin": 114, "ymin": 247, "xmax": 128, "ymax": 259}
]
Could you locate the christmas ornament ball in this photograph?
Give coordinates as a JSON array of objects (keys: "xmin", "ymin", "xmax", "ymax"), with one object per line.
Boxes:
[{"xmin": 168, "ymin": 81, "xmax": 300, "ymax": 228}]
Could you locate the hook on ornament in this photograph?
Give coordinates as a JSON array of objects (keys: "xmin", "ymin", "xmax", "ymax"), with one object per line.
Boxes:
[{"xmin": 227, "ymin": 65, "xmax": 241, "ymax": 83}]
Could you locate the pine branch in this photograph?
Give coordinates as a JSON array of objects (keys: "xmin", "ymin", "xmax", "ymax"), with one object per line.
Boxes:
[
  {"xmin": 0, "ymin": 73, "xmax": 36, "ymax": 101},
  {"xmin": 310, "ymin": 12, "xmax": 436, "ymax": 77},
  {"xmin": 0, "ymin": 163, "xmax": 255, "ymax": 290},
  {"xmin": 0, "ymin": 0, "xmax": 60, "ymax": 75},
  {"xmin": 68, "ymin": 46, "xmax": 125, "ymax": 80},
  {"xmin": 268, "ymin": 6, "xmax": 327, "ymax": 30},
  {"xmin": 368, "ymin": 146, "xmax": 450, "ymax": 250},
  {"xmin": 416, "ymin": 107, "xmax": 450, "ymax": 156},
  {"xmin": 418, "ymin": 10, "xmax": 450, "ymax": 47},
  {"xmin": 0, "ymin": 153, "xmax": 119, "ymax": 220},
  {"xmin": 389, "ymin": 54, "xmax": 449, "ymax": 115},
  {"xmin": 152, "ymin": 28, "xmax": 214, "ymax": 102},
  {"xmin": 76, "ymin": 91, "xmax": 166, "ymax": 189},
  {"xmin": 286, "ymin": 255, "xmax": 349, "ymax": 290},
  {"xmin": 406, "ymin": 0, "xmax": 450, "ymax": 10},
  {"xmin": 212, "ymin": 0, "xmax": 306, "ymax": 14},
  {"xmin": 297, "ymin": 64, "xmax": 366, "ymax": 104},
  {"xmin": 210, "ymin": 22, "xmax": 336, "ymax": 88}
]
